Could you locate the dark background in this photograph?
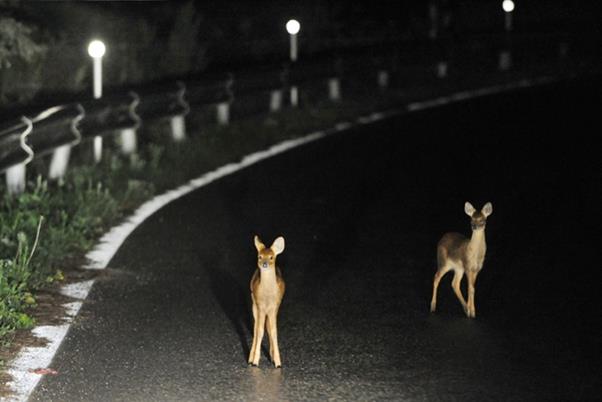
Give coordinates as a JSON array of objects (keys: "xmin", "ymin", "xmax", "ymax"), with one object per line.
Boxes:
[{"xmin": 1, "ymin": 0, "xmax": 601, "ymax": 105}]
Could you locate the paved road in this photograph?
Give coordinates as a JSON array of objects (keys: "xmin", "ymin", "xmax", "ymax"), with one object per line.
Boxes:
[{"xmin": 31, "ymin": 77, "xmax": 601, "ymax": 401}]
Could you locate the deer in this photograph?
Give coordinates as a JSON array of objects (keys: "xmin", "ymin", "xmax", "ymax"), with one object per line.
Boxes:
[
  {"xmin": 249, "ymin": 235, "xmax": 286, "ymax": 368},
  {"xmin": 430, "ymin": 202, "xmax": 493, "ymax": 318}
]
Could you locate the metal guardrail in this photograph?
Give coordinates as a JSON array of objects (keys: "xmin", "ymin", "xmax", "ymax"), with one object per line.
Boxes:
[
  {"xmin": 29, "ymin": 104, "xmax": 84, "ymax": 157},
  {"xmin": 1, "ymin": 33, "xmax": 599, "ymax": 194},
  {"xmin": 0, "ymin": 117, "xmax": 33, "ymax": 173},
  {"xmin": 79, "ymin": 93, "xmax": 140, "ymax": 140}
]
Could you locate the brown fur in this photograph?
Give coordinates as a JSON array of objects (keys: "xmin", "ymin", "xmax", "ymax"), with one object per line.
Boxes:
[
  {"xmin": 249, "ymin": 235, "xmax": 286, "ymax": 367},
  {"xmin": 430, "ymin": 202, "xmax": 492, "ymax": 318}
]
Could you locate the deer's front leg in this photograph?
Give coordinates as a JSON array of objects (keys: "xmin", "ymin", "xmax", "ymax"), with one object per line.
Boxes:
[
  {"xmin": 251, "ymin": 311, "xmax": 266, "ymax": 366},
  {"xmin": 467, "ymin": 271, "xmax": 477, "ymax": 318},
  {"xmin": 267, "ymin": 310, "xmax": 281, "ymax": 368},
  {"xmin": 249, "ymin": 301, "xmax": 258, "ymax": 365}
]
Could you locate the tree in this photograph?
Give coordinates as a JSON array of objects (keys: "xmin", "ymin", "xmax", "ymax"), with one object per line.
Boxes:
[{"xmin": 0, "ymin": 16, "xmax": 46, "ymax": 68}]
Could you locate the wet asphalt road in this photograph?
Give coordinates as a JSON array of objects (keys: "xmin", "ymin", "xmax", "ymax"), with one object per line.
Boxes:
[{"xmin": 31, "ymin": 77, "xmax": 601, "ymax": 401}]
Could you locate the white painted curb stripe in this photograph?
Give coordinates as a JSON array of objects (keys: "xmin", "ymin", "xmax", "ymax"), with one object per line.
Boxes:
[{"xmin": 3, "ymin": 76, "xmax": 558, "ymax": 402}]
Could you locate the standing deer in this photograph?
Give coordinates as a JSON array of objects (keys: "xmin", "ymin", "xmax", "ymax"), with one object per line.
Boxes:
[
  {"xmin": 430, "ymin": 202, "xmax": 493, "ymax": 318},
  {"xmin": 249, "ymin": 235, "xmax": 286, "ymax": 367}
]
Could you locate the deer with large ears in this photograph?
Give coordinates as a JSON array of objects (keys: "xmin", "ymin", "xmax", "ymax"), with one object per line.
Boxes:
[
  {"xmin": 249, "ymin": 235, "xmax": 286, "ymax": 367},
  {"xmin": 430, "ymin": 202, "xmax": 493, "ymax": 318}
]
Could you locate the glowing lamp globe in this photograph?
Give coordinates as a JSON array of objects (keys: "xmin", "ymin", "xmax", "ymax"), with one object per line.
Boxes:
[
  {"xmin": 88, "ymin": 40, "xmax": 106, "ymax": 58},
  {"xmin": 502, "ymin": 0, "xmax": 515, "ymax": 13},
  {"xmin": 286, "ymin": 20, "xmax": 300, "ymax": 35}
]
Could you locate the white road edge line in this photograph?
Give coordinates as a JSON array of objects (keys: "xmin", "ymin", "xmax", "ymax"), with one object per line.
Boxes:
[{"xmin": 3, "ymin": 76, "xmax": 556, "ymax": 402}]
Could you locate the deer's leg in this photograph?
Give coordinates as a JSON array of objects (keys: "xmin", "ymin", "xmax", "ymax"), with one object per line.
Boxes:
[
  {"xmin": 431, "ymin": 266, "xmax": 451, "ymax": 312},
  {"xmin": 265, "ymin": 314, "xmax": 273, "ymax": 362},
  {"xmin": 267, "ymin": 309, "xmax": 281, "ymax": 368},
  {"xmin": 451, "ymin": 270, "xmax": 468, "ymax": 315},
  {"xmin": 251, "ymin": 311, "xmax": 266, "ymax": 366},
  {"xmin": 467, "ymin": 271, "xmax": 477, "ymax": 318},
  {"xmin": 248, "ymin": 302, "xmax": 258, "ymax": 365}
]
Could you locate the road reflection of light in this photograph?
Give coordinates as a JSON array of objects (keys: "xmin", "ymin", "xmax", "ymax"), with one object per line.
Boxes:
[{"xmin": 249, "ymin": 366, "xmax": 288, "ymax": 402}]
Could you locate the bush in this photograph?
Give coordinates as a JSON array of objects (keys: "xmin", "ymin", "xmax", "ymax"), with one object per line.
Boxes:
[
  {"xmin": 0, "ymin": 16, "xmax": 47, "ymax": 104},
  {"xmin": 0, "ymin": 218, "xmax": 42, "ymax": 339}
]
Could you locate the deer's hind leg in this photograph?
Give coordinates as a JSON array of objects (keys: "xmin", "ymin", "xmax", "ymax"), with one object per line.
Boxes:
[
  {"xmin": 431, "ymin": 262, "xmax": 452, "ymax": 312},
  {"xmin": 451, "ymin": 269, "xmax": 468, "ymax": 316}
]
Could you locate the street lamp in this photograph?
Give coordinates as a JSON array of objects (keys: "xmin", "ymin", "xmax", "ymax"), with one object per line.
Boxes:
[
  {"xmin": 286, "ymin": 19, "xmax": 300, "ymax": 62},
  {"xmin": 286, "ymin": 20, "xmax": 300, "ymax": 107},
  {"xmin": 502, "ymin": 0, "xmax": 514, "ymax": 32},
  {"xmin": 499, "ymin": 1, "xmax": 514, "ymax": 71},
  {"xmin": 88, "ymin": 40, "xmax": 106, "ymax": 98},
  {"xmin": 88, "ymin": 39, "xmax": 106, "ymax": 162}
]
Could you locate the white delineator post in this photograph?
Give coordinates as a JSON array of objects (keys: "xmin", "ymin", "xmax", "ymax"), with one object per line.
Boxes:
[
  {"xmin": 88, "ymin": 40, "xmax": 106, "ymax": 162},
  {"xmin": 286, "ymin": 19, "xmax": 300, "ymax": 107}
]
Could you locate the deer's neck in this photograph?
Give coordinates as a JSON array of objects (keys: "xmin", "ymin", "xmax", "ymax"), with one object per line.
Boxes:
[
  {"xmin": 469, "ymin": 228, "xmax": 487, "ymax": 255},
  {"xmin": 258, "ymin": 267, "xmax": 278, "ymax": 286}
]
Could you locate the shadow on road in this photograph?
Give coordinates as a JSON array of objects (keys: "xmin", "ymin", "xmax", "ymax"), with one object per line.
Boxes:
[{"xmin": 205, "ymin": 262, "xmax": 253, "ymax": 362}]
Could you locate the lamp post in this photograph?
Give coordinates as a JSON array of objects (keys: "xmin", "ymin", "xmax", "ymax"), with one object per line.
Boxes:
[
  {"xmin": 286, "ymin": 19, "xmax": 300, "ymax": 107},
  {"xmin": 88, "ymin": 40, "xmax": 106, "ymax": 162},
  {"xmin": 286, "ymin": 19, "xmax": 300, "ymax": 61},
  {"xmin": 502, "ymin": 0, "xmax": 515, "ymax": 32},
  {"xmin": 499, "ymin": 1, "xmax": 514, "ymax": 71}
]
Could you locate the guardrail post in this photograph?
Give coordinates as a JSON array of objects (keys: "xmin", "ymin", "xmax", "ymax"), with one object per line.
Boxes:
[
  {"xmin": 270, "ymin": 89, "xmax": 283, "ymax": 112},
  {"xmin": 377, "ymin": 70, "xmax": 389, "ymax": 89},
  {"xmin": 290, "ymin": 86, "xmax": 299, "ymax": 107},
  {"xmin": 436, "ymin": 61, "xmax": 448, "ymax": 78},
  {"xmin": 6, "ymin": 117, "xmax": 34, "ymax": 195},
  {"xmin": 328, "ymin": 78, "xmax": 341, "ymax": 101},
  {"xmin": 217, "ymin": 102, "xmax": 230, "ymax": 125},
  {"xmin": 170, "ymin": 82, "xmax": 189, "ymax": 141},
  {"xmin": 48, "ymin": 145, "xmax": 72, "ymax": 180},
  {"xmin": 119, "ymin": 128, "xmax": 137, "ymax": 154},
  {"xmin": 498, "ymin": 50, "xmax": 512, "ymax": 71},
  {"xmin": 47, "ymin": 105, "xmax": 83, "ymax": 180},
  {"xmin": 93, "ymin": 136, "xmax": 103, "ymax": 163},
  {"xmin": 170, "ymin": 114, "xmax": 186, "ymax": 141},
  {"xmin": 118, "ymin": 92, "xmax": 141, "ymax": 155},
  {"xmin": 6, "ymin": 163, "xmax": 27, "ymax": 195}
]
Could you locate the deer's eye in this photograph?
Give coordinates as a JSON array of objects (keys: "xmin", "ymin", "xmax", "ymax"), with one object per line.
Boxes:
[{"xmin": 269, "ymin": 256, "xmax": 273, "ymax": 260}]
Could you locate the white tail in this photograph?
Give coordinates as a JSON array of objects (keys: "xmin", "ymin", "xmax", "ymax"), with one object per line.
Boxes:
[{"xmin": 430, "ymin": 202, "xmax": 493, "ymax": 318}]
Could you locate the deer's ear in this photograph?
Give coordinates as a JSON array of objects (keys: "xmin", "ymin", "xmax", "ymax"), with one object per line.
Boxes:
[
  {"xmin": 254, "ymin": 235, "xmax": 265, "ymax": 252},
  {"xmin": 482, "ymin": 202, "xmax": 493, "ymax": 217},
  {"xmin": 464, "ymin": 202, "xmax": 476, "ymax": 217},
  {"xmin": 271, "ymin": 236, "xmax": 285, "ymax": 255}
]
